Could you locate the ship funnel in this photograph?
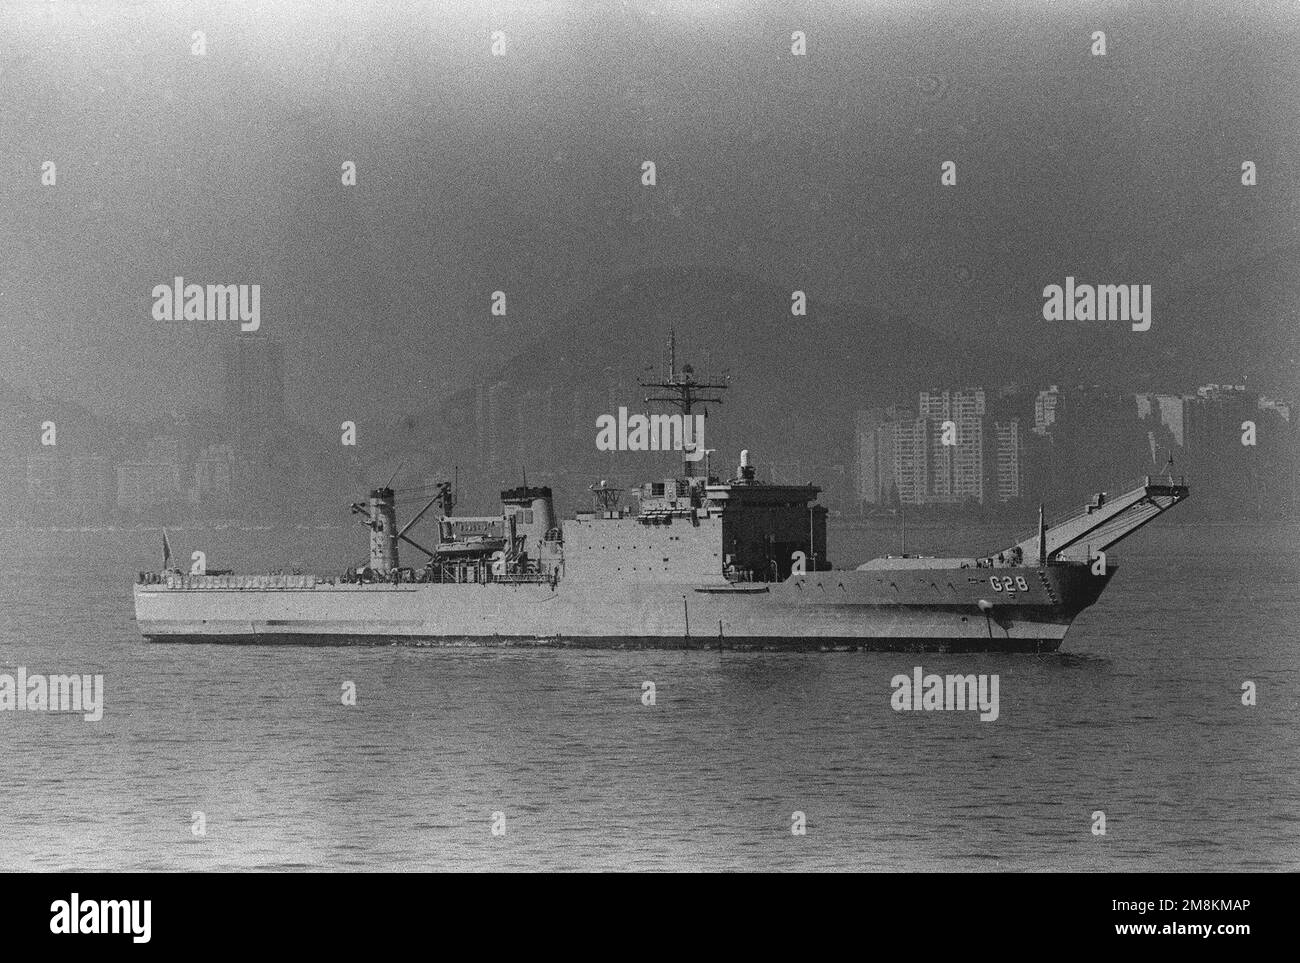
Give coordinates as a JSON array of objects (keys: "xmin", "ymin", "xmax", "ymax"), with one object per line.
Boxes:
[
  {"xmin": 740, "ymin": 449, "xmax": 749, "ymax": 467},
  {"xmin": 501, "ymin": 485, "xmax": 556, "ymax": 556},
  {"xmin": 368, "ymin": 487, "xmax": 399, "ymax": 574}
]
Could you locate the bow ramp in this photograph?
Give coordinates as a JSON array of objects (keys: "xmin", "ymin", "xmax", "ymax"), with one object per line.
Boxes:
[{"xmin": 1006, "ymin": 476, "xmax": 1190, "ymax": 563}]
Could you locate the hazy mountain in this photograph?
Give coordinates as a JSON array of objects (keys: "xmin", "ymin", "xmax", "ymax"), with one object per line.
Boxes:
[{"xmin": 370, "ymin": 267, "xmax": 1037, "ymax": 483}]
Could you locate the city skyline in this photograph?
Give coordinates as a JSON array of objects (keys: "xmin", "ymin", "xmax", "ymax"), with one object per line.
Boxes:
[{"xmin": 4, "ymin": 341, "xmax": 1295, "ymax": 525}]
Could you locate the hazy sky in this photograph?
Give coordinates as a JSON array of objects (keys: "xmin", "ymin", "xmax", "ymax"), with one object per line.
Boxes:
[{"xmin": 2, "ymin": 0, "xmax": 1298, "ymax": 421}]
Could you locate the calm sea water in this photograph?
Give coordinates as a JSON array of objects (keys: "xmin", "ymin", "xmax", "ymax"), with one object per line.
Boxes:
[{"xmin": 0, "ymin": 521, "xmax": 1296, "ymax": 871}]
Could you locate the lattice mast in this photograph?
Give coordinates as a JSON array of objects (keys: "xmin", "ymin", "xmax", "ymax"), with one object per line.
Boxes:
[{"xmin": 637, "ymin": 330, "xmax": 728, "ymax": 477}]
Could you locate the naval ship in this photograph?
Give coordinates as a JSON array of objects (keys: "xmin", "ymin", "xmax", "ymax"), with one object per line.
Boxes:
[{"xmin": 134, "ymin": 356, "xmax": 1189, "ymax": 653}]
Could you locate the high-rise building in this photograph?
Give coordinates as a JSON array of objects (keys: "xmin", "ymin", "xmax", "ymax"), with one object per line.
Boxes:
[
  {"xmin": 949, "ymin": 420, "xmax": 987, "ymax": 502},
  {"xmin": 994, "ymin": 419, "xmax": 1022, "ymax": 502},
  {"xmin": 222, "ymin": 336, "xmax": 285, "ymax": 439},
  {"xmin": 919, "ymin": 388, "xmax": 986, "ymax": 422},
  {"xmin": 514, "ymin": 385, "xmax": 556, "ymax": 473},
  {"xmin": 192, "ymin": 444, "xmax": 240, "ymax": 510},
  {"xmin": 890, "ymin": 416, "xmax": 930, "ymax": 505},
  {"xmin": 469, "ymin": 381, "xmax": 515, "ymax": 474},
  {"xmin": 474, "ymin": 384, "xmax": 489, "ymax": 469},
  {"xmin": 919, "ymin": 389, "xmax": 987, "ymax": 503},
  {"xmin": 858, "ymin": 391, "xmax": 1038, "ymax": 508},
  {"xmin": 486, "ymin": 381, "xmax": 511, "ymax": 474},
  {"xmin": 1136, "ymin": 393, "xmax": 1188, "ymax": 447},
  {"xmin": 1157, "ymin": 394, "xmax": 1188, "ymax": 449},
  {"xmin": 1034, "ymin": 385, "xmax": 1061, "ymax": 435},
  {"xmin": 855, "ymin": 407, "xmax": 901, "ymax": 504}
]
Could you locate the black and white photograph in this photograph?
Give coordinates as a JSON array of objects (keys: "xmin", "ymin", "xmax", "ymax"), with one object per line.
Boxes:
[{"xmin": 0, "ymin": 0, "xmax": 1294, "ymax": 932}]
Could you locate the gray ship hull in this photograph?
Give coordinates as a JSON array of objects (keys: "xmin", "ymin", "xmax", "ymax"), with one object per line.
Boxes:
[{"xmin": 133, "ymin": 562, "xmax": 1111, "ymax": 652}]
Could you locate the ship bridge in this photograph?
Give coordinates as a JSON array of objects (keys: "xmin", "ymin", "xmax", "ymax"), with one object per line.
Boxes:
[{"xmin": 561, "ymin": 450, "xmax": 827, "ymax": 584}]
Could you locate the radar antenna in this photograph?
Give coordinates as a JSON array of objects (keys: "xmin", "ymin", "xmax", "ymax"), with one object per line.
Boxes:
[
  {"xmin": 589, "ymin": 480, "xmax": 624, "ymax": 514},
  {"xmin": 638, "ymin": 329, "xmax": 729, "ymax": 478}
]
